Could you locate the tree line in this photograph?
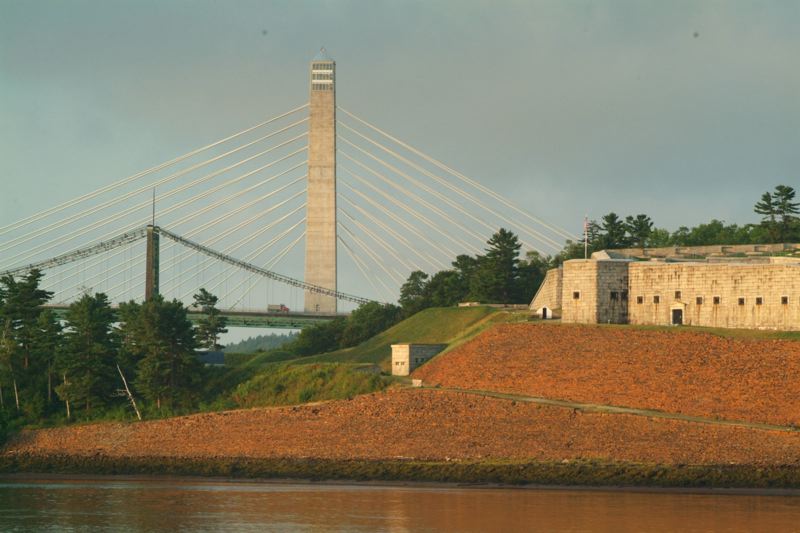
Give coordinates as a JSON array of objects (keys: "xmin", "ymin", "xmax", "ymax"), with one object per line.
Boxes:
[
  {"xmin": 0, "ymin": 272, "xmax": 228, "ymax": 427},
  {"xmin": 396, "ymin": 228, "xmax": 548, "ymax": 317},
  {"xmin": 561, "ymin": 184, "xmax": 800, "ymax": 259}
]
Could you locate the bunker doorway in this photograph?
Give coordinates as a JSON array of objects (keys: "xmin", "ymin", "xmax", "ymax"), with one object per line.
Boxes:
[
  {"xmin": 542, "ymin": 308, "xmax": 548, "ymax": 319},
  {"xmin": 671, "ymin": 309, "xmax": 683, "ymax": 326}
]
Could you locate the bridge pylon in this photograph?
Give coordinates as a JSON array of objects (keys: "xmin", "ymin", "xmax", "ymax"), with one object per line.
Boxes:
[
  {"xmin": 145, "ymin": 224, "xmax": 160, "ymax": 300},
  {"xmin": 304, "ymin": 48, "xmax": 337, "ymax": 313}
]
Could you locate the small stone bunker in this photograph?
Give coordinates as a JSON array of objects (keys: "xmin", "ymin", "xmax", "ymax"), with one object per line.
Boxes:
[{"xmin": 391, "ymin": 343, "xmax": 447, "ymax": 376}]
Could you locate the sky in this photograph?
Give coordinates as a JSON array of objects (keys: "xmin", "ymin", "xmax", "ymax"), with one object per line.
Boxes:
[
  {"xmin": 1, "ymin": 0, "xmax": 799, "ymax": 335},
  {"xmin": 2, "ymin": 0, "xmax": 799, "ymax": 232}
]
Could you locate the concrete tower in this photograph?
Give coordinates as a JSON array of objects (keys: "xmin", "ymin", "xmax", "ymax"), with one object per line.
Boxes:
[{"xmin": 304, "ymin": 49, "xmax": 337, "ymax": 313}]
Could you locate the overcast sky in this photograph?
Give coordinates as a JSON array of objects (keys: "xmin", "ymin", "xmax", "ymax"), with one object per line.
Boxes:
[{"xmin": 2, "ymin": 0, "xmax": 798, "ymax": 236}]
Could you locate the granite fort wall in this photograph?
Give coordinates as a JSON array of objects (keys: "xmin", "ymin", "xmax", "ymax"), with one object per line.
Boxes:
[
  {"xmin": 530, "ymin": 267, "xmax": 563, "ymax": 316},
  {"xmin": 628, "ymin": 262, "xmax": 800, "ymax": 330},
  {"xmin": 561, "ymin": 260, "xmax": 599, "ymax": 324}
]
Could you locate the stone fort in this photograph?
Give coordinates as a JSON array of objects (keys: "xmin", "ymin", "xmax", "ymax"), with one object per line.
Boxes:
[{"xmin": 530, "ymin": 244, "xmax": 800, "ymax": 330}]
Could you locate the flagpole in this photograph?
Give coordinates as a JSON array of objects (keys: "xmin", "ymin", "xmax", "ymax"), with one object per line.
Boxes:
[{"xmin": 584, "ymin": 215, "xmax": 589, "ymax": 260}]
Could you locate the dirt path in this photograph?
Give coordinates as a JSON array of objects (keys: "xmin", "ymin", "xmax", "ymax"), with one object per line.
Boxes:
[{"xmin": 430, "ymin": 386, "xmax": 800, "ymax": 433}]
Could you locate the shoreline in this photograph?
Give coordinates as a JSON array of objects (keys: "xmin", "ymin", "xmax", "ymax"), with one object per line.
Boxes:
[
  {"xmin": 3, "ymin": 454, "xmax": 800, "ymax": 492},
  {"xmin": 2, "ymin": 471, "xmax": 800, "ymax": 497}
]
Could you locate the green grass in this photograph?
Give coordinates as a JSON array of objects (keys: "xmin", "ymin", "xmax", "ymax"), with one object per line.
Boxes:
[
  {"xmin": 300, "ymin": 306, "xmax": 526, "ymax": 369},
  {"xmin": 229, "ymin": 363, "xmax": 386, "ymax": 408},
  {"xmin": 201, "ymin": 306, "xmax": 529, "ymax": 409}
]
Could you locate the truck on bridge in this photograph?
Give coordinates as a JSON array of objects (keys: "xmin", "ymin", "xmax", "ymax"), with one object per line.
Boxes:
[{"xmin": 267, "ymin": 304, "xmax": 290, "ymax": 313}]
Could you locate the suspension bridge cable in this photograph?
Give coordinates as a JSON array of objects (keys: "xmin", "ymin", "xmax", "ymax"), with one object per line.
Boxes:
[
  {"xmin": 157, "ymin": 200, "xmax": 307, "ymax": 296},
  {"xmin": 339, "ymin": 192, "xmax": 445, "ymax": 272},
  {"xmin": 338, "ymin": 207, "xmax": 417, "ymax": 273},
  {"xmin": 338, "ymin": 235, "xmax": 393, "ymax": 302},
  {"xmin": 337, "ymin": 221, "xmax": 406, "ymax": 285},
  {"xmin": 41, "ymin": 172, "xmax": 307, "ymax": 292},
  {"xmin": 0, "ymin": 119, "xmax": 308, "ymax": 252},
  {"xmin": 338, "ymin": 106, "xmax": 578, "ymax": 242},
  {"xmin": 339, "ymin": 121, "xmax": 564, "ymax": 251},
  {"xmin": 3, "ymin": 145, "xmax": 307, "ymax": 270},
  {"xmin": 338, "ymin": 223, "xmax": 404, "ymax": 298},
  {"xmin": 338, "ymin": 166, "xmax": 461, "ymax": 259},
  {"xmin": 153, "ymin": 178, "xmax": 307, "ymax": 284},
  {"xmin": 0, "ymin": 133, "xmax": 307, "ymax": 257},
  {"xmin": 0, "ymin": 227, "xmax": 148, "ymax": 278},
  {"xmin": 159, "ymin": 196, "xmax": 307, "ymax": 295},
  {"xmin": 340, "ymin": 135, "xmax": 551, "ymax": 254},
  {"xmin": 229, "ymin": 229, "xmax": 306, "ymax": 309},
  {"xmin": 155, "ymin": 227, "xmax": 374, "ymax": 305},
  {"xmin": 0, "ymin": 104, "xmax": 309, "ymax": 237},
  {"xmin": 201, "ymin": 217, "xmax": 306, "ymax": 298},
  {"xmin": 338, "ymin": 153, "xmax": 483, "ymax": 256},
  {"xmin": 339, "ymin": 178, "xmax": 453, "ymax": 266}
]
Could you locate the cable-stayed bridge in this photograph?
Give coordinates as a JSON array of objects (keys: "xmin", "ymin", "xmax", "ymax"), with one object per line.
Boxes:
[{"xmin": 0, "ymin": 51, "xmax": 576, "ymax": 328}]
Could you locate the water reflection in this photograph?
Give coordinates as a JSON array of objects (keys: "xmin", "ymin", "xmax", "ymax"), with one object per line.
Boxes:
[{"xmin": 0, "ymin": 478, "xmax": 798, "ymax": 532}]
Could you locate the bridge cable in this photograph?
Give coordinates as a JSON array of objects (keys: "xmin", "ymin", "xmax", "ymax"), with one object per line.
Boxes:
[
  {"xmin": 339, "ymin": 178, "xmax": 453, "ymax": 266},
  {"xmin": 155, "ymin": 227, "xmax": 374, "ymax": 305},
  {"xmin": 339, "ymin": 192, "xmax": 445, "ymax": 272},
  {"xmin": 154, "ymin": 201, "xmax": 307, "ymax": 299},
  {"xmin": 340, "ymin": 135, "xmax": 552, "ymax": 254},
  {"xmin": 338, "ymin": 224, "xmax": 405, "ymax": 299},
  {"xmin": 180, "ymin": 211, "xmax": 308, "ymax": 301},
  {"xmin": 229, "ymin": 229, "xmax": 306, "ymax": 309},
  {"xmin": 157, "ymin": 189, "xmax": 307, "ymax": 295},
  {"xmin": 338, "ymin": 107, "xmax": 578, "ymax": 242},
  {"xmin": 0, "ymin": 135, "xmax": 307, "ymax": 263},
  {"xmin": 338, "ymin": 121, "xmax": 565, "ymax": 251},
  {"xmin": 0, "ymin": 104, "xmax": 309, "ymax": 237},
  {"xmin": 338, "ymin": 166, "xmax": 462, "ymax": 260},
  {"xmin": 0, "ymin": 118, "xmax": 308, "ymax": 252},
  {"xmin": 337, "ymin": 221, "xmax": 406, "ymax": 285},
  {"xmin": 338, "ymin": 207, "xmax": 416, "ymax": 274},
  {"xmin": 42, "ymin": 170, "xmax": 307, "ymax": 292},
  {"xmin": 337, "ymin": 235, "xmax": 393, "ymax": 302},
  {"xmin": 338, "ymin": 152, "xmax": 483, "ymax": 256},
  {"xmin": 3, "ymin": 144, "xmax": 308, "ymax": 270}
]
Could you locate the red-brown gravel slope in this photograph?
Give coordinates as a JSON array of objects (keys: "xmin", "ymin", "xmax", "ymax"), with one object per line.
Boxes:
[
  {"xmin": 4, "ymin": 389, "xmax": 800, "ymax": 466},
  {"xmin": 414, "ymin": 323, "xmax": 800, "ymax": 426}
]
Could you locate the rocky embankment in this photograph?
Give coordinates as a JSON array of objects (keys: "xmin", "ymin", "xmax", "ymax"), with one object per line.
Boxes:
[
  {"xmin": 415, "ymin": 323, "xmax": 800, "ymax": 427},
  {"xmin": 4, "ymin": 388, "xmax": 800, "ymax": 464},
  {"xmin": 5, "ymin": 323, "xmax": 800, "ymax": 487}
]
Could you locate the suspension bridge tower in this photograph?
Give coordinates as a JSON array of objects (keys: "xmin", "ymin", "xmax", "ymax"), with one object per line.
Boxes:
[{"xmin": 304, "ymin": 49, "xmax": 337, "ymax": 313}]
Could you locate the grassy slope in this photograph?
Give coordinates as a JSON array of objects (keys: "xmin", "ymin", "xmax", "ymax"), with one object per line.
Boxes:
[
  {"xmin": 230, "ymin": 363, "xmax": 386, "ymax": 408},
  {"xmin": 300, "ymin": 306, "xmax": 527, "ymax": 368},
  {"xmin": 205, "ymin": 306, "xmax": 525, "ymax": 407}
]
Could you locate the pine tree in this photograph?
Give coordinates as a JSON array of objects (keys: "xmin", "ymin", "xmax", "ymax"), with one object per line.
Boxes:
[
  {"xmin": 754, "ymin": 191, "xmax": 779, "ymax": 243},
  {"xmin": 126, "ymin": 296, "xmax": 199, "ymax": 411},
  {"xmin": 399, "ymin": 271, "xmax": 429, "ymax": 317},
  {"xmin": 773, "ymin": 185, "xmax": 799, "ymax": 242},
  {"xmin": 0, "ymin": 270, "xmax": 54, "ymax": 414},
  {"xmin": 624, "ymin": 214, "xmax": 654, "ymax": 252},
  {"xmin": 193, "ymin": 288, "xmax": 228, "ymax": 350},
  {"xmin": 56, "ymin": 292, "xmax": 117, "ymax": 417},
  {"xmin": 470, "ymin": 228, "xmax": 522, "ymax": 303}
]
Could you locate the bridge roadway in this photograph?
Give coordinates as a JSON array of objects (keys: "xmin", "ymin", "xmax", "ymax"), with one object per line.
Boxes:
[{"xmin": 42, "ymin": 305, "xmax": 343, "ymax": 329}]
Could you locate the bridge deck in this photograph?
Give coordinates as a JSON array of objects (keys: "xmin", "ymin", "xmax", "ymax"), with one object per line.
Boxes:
[{"xmin": 42, "ymin": 305, "xmax": 344, "ymax": 329}]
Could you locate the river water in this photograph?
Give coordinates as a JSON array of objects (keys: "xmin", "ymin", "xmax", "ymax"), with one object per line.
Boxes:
[{"xmin": 0, "ymin": 477, "xmax": 798, "ymax": 532}]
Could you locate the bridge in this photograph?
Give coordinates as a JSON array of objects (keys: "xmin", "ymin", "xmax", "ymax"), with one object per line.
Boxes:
[{"xmin": 0, "ymin": 49, "xmax": 577, "ymax": 328}]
